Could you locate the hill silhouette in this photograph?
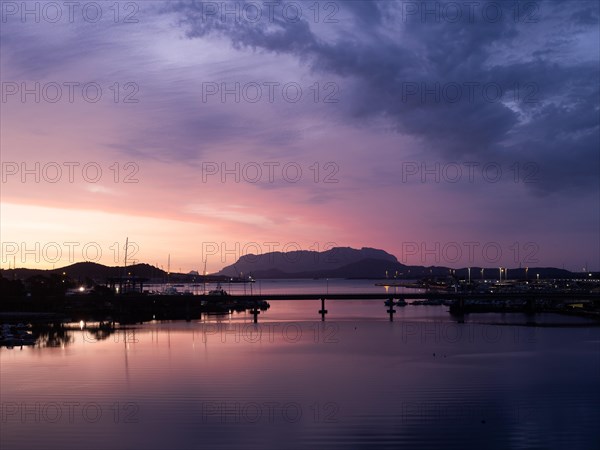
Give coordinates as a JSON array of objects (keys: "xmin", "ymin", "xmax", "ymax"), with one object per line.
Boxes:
[{"xmin": 0, "ymin": 247, "xmax": 584, "ymax": 282}]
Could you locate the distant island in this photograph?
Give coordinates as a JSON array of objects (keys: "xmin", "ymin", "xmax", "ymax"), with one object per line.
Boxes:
[
  {"xmin": 216, "ymin": 246, "xmax": 584, "ymax": 280},
  {"xmin": 1, "ymin": 246, "xmax": 593, "ymax": 282}
]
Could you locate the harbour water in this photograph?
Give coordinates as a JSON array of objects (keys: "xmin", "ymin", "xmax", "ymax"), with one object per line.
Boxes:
[
  {"xmin": 1, "ymin": 280, "xmax": 599, "ymax": 449},
  {"xmin": 144, "ymin": 278, "xmax": 423, "ymax": 296}
]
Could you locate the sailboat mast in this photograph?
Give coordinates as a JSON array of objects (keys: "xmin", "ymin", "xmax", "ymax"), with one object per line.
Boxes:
[
  {"xmin": 167, "ymin": 254, "xmax": 171, "ymax": 286},
  {"xmin": 121, "ymin": 237, "xmax": 129, "ymax": 294},
  {"xmin": 124, "ymin": 237, "xmax": 129, "ymax": 270},
  {"xmin": 203, "ymin": 259, "xmax": 207, "ymax": 295}
]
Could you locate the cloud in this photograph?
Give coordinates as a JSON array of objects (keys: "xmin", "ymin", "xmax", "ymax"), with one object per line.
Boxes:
[{"xmin": 165, "ymin": 0, "xmax": 599, "ymax": 195}]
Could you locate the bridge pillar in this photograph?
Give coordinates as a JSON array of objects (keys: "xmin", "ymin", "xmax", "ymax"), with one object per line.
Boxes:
[
  {"xmin": 526, "ymin": 297, "xmax": 536, "ymax": 313},
  {"xmin": 449, "ymin": 297, "xmax": 465, "ymax": 323},
  {"xmin": 319, "ymin": 298, "xmax": 328, "ymax": 321},
  {"xmin": 387, "ymin": 298, "xmax": 396, "ymax": 322},
  {"xmin": 251, "ymin": 301, "xmax": 260, "ymax": 323}
]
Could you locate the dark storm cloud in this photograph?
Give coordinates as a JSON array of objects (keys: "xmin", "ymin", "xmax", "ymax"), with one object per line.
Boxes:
[
  {"xmin": 166, "ymin": 0, "xmax": 599, "ymax": 195},
  {"xmin": 569, "ymin": 6, "xmax": 599, "ymax": 25}
]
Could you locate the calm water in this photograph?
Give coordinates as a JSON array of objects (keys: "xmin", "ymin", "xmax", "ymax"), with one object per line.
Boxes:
[
  {"xmin": 2, "ymin": 280, "xmax": 599, "ymax": 450},
  {"xmin": 145, "ymin": 278, "xmax": 424, "ymax": 296}
]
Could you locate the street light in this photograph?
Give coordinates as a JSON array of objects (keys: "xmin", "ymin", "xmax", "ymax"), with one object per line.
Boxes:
[{"xmin": 468, "ymin": 267, "xmax": 471, "ymax": 284}]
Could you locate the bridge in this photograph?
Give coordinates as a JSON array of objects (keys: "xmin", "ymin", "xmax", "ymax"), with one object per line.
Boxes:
[{"xmin": 212, "ymin": 291, "xmax": 600, "ymax": 322}]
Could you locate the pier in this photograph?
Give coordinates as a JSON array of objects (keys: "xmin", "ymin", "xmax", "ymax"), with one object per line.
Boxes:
[
  {"xmin": 216, "ymin": 292, "xmax": 599, "ymax": 301},
  {"xmin": 111, "ymin": 291, "xmax": 599, "ymax": 323},
  {"xmin": 218, "ymin": 292, "xmax": 600, "ymax": 321}
]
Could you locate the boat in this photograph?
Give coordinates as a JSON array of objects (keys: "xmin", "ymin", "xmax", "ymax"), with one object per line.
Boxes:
[
  {"xmin": 164, "ymin": 286, "xmax": 180, "ymax": 295},
  {"xmin": 207, "ymin": 283, "xmax": 228, "ymax": 296},
  {"xmin": 0, "ymin": 324, "xmax": 37, "ymax": 347},
  {"xmin": 384, "ymin": 299, "xmax": 407, "ymax": 307}
]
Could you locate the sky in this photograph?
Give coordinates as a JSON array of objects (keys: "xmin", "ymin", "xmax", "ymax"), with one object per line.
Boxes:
[{"xmin": 0, "ymin": 0, "xmax": 598, "ymax": 273}]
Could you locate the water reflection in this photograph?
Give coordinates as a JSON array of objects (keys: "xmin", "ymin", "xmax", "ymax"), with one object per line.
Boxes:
[
  {"xmin": 2, "ymin": 304, "xmax": 599, "ymax": 450},
  {"xmin": 0, "ymin": 322, "xmax": 121, "ymax": 349},
  {"xmin": 34, "ymin": 324, "xmax": 74, "ymax": 348}
]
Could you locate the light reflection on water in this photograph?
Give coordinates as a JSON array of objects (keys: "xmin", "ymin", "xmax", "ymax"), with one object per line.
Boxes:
[{"xmin": 1, "ymin": 298, "xmax": 599, "ymax": 450}]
